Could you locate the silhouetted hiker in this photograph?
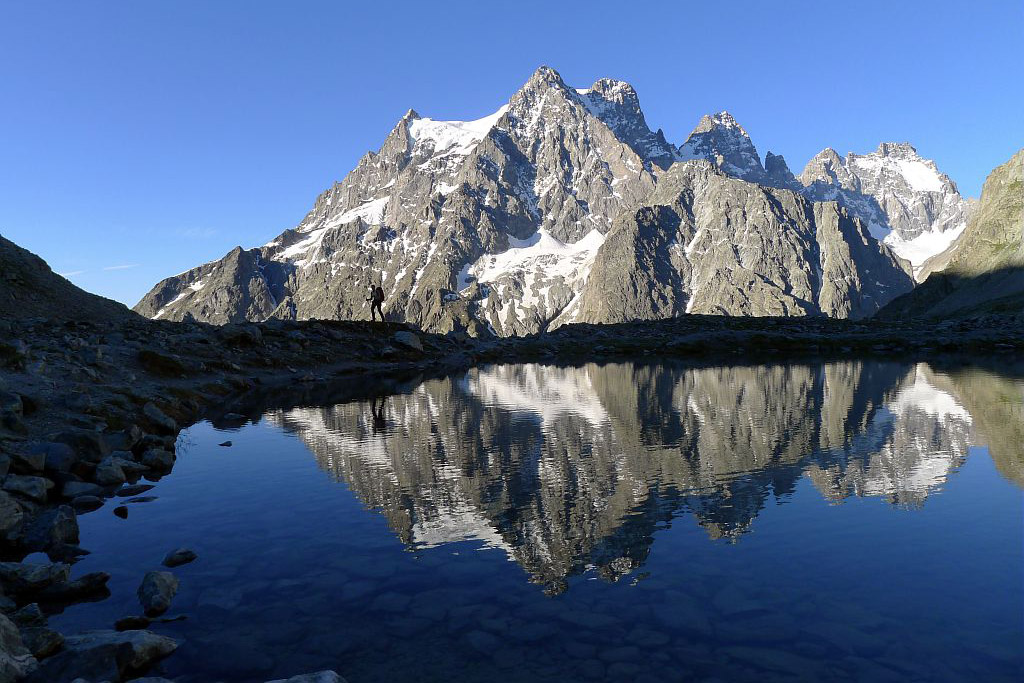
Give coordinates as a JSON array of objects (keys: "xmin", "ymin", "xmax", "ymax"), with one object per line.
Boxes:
[
  {"xmin": 368, "ymin": 284, "xmax": 385, "ymax": 322},
  {"xmin": 370, "ymin": 396, "xmax": 387, "ymax": 433}
]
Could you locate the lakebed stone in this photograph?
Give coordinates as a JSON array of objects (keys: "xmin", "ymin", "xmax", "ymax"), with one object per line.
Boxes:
[
  {"xmin": 137, "ymin": 571, "xmax": 178, "ymax": 616},
  {"xmin": 162, "ymin": 548, "xmax": 198, "ymax": 568}
]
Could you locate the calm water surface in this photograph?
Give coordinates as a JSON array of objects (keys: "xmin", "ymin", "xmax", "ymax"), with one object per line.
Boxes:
[{"xmin": 52, "ymin": 360, "xmax": 1023, "ymax": 682}]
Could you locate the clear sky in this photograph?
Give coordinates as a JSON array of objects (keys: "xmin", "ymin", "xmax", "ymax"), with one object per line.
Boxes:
[{"xmin": 1, "ymin": 0, "xmax": 1021, "ymax": 306}]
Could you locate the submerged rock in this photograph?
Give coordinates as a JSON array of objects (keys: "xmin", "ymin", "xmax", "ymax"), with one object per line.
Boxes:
[
  {"xmin": 114, "ymin": 615, "xmax": 151, "ymax": 631},
  {"xmin": 162, "ymin": 548, "xmax": 197, "ymax": 568},
  {"xmin": 137, "ymin": 571, "xmax": 178, "ymax": 617}
]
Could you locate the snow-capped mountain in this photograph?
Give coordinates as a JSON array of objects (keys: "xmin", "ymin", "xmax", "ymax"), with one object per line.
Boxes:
[
  {"xmin": 134, "ymin": 66, "xmax": 970, "ymax": 333},
  {"xmin": 799, "ymin": 143, "xmax": 972, "ymax": 278}
]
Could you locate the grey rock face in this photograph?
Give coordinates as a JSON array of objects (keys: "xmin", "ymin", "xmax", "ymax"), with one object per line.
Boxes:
[
  {"xmin": 574, "ymin": 162, "xmax": 914, "ymax": 321},
  {"xmin": 135, "ymin": 67, "xmax": 949, "ymax": 334}
]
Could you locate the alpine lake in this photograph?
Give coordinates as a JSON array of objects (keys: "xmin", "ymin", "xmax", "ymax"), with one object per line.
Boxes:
[{"xmin": 49, "ymin": 359, "xmax": 1023, "ymax": 682}]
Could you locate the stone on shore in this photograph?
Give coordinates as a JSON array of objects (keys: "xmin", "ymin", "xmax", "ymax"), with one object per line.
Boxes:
[
  {"xmin": 0, "ymin": 613, "xmax": 37, "ymax": 680},
  {"xmin": 137, "ymin": 571, "xmax": 178, "ymax": 616},
  {"xmin": 162, "ymin": 548, "xmax": 197, "ymax": 568},
  {"xmin": 19, "ymin": 626, "xmax": 63, "ymax": 659},
  {"xmin": 2, "ymin": 475, "xmax": 52, "ymax": 503},
  {"xmin": 0, "ymin": 491, "xmax": 24, "ymax": 540},
  {"xmin": 37, "ymin": 571, "xmax": 110, "ymax": 602},
  {"xmin": 0, "ymin": 562, "xmax": 70, "ymax": 594},
  {"xmin": 142, "ymin": 403, "xmax": 177, "ymax": 435},
  {"xmin": 139, "ymin": 449, "xmax": 174, "ymax": 472},
  {"xmin": 62, "ymin": 481, "xmax": 105, "ymax": 499},
  {"xmin": 93, "ymin": 459, "xmax": 127, "ymax": 486},
  {"xmin": 27, "ymin": 629, "xmax": 176, "ymax": 682},
  {"xmin": 392, "ymin": 331, "xmax": 423, "ymax": 351},
  {"xmin": 23, "ymin": 504, "xmax": 79, "ymax": 551}
]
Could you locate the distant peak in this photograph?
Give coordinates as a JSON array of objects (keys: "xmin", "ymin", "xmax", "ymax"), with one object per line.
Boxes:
[
  {"xmin": 402, "ymin": 108, "xmax": 420, "ymax": 121},
  {"xmin": 692, "ymin": 111, "xmax": 747, "ymax": 136}
]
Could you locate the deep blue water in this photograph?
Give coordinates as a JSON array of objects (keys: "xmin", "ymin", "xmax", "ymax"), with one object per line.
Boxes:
[{"xmin": 51, "ymin": 360, "xmax": 1023, "ymax": 682}]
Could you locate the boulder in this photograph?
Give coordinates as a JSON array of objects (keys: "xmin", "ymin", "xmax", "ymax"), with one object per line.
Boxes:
[
  {"xmin": 23, "ymin": 505, "xmax": 79, "ymax": 551},
  {"xmin": 0, "ymin": 562, "xmax": 70, "ymax": 594},
  {"xmin": 0, "ymin": 613, "xmax": 37, "ymax": 680},
  {"xmin": 392, "ymin": 331, "xmax": 423, "ymax": 351},
  {"xmin": 36, "ymin": 442, "xmax": 77, "ymax": 473},
  {"xmin": 104, "ymin": 427, "xmax": 142, "ymax": 452},
  {"xmin": 61, "ymin": 481, "xmax": 105, "ymax": 499},
  {"xmin": 142, "ymin": 403, "xmax": 177, "ymax": 435},
  {"xmin": 0, "ymin": 491, "xmax": 24, "ymax": 540},
  {"xmin": 137, "ymin": 571, "xmax": 178, "ymax": 617},
  {"xmin": 27, "ymin": 629, "xmax": 176, "ymax": 682},
  {"xmin": 10, "ymin": 603, "xmax": 45, "ymax": 627},
  {"xmin": 53, "ymin": 429, "xmax": 110, "ymax": 463},
  {"xmin": 37, "ymin": 572, "xmax": 110, "ymax": 602},
  {"xmin": 162, "ymin": 548, "xmax": 197, "ymax": 568},
  {"xmin": 19, "ymin": 626, "xmax": 63, "ymax": 659},
  {"xmin": 2, "ymin": 475, "xmax": 52, "ymax": 503},
  {"xmin": 93, "ymin": 460, "xmax": 126, "ymax": 487},
  {"xmin": 9, "ymin": 448, "xmax": 45, "ymax": 474},
  {"xmin": 139, "ymin": 449, "xmax": 174, "ymax": 472}
]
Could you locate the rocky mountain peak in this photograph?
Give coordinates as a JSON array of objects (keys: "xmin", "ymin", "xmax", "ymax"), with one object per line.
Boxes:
[
  {"xmin": 576, "ymin": 77, "xmax": 673, "ymax": 165},
  {"xmin": 678, "ymin": 111, "xmax": 766, "ymax": 182},
  {"xmin": 523, "ymin": 65, "xmax": 569, "ymax": 92},
  {"xmin": 764, "ymin": 151, "xmax": 800, "ymax": 189},
  {"xmin": 876, "ymin": 141, "xmax": 919, "ymax": 158}
]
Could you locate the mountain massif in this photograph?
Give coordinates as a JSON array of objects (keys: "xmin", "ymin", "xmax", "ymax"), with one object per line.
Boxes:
[{"xmin": 134, "ymin": 67, "xmax": 985, "ymax": 335}]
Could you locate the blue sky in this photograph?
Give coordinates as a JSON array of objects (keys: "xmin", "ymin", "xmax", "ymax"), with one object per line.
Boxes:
[{"xmin": 1, "ymin": 0, "xmax": 1020, "ymax": 306}]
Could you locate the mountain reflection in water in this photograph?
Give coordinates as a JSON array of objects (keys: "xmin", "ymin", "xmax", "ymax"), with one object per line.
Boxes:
[{"xmin": 265, "ymin": 360, "xmax": 1017, "ymax": 592}]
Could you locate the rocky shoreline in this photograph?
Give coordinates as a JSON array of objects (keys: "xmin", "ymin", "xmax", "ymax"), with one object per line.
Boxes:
[{"xmin": 1, "ymin": 312, "xmax": 1022, "ymax": 681}]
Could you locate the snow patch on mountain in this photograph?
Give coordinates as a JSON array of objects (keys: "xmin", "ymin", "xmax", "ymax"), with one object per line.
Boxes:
[
  {"xmin": 463, "ymin": 229, "xmax": 605, "ymax": 295},
  {"xmin": 408, "ymin": 106, "xmax": 508, "ymax": 157}
]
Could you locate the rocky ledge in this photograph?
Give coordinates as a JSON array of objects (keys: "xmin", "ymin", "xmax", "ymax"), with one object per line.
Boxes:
[{"xmin": 1, "ymin": 311, "xmax": 1022, "ymax": 680}]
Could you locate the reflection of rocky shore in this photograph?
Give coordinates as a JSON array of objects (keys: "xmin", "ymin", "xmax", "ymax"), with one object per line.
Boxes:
[{"xmin": 268, "ymin": 360, "xmax": 994, "ymax": 590}]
